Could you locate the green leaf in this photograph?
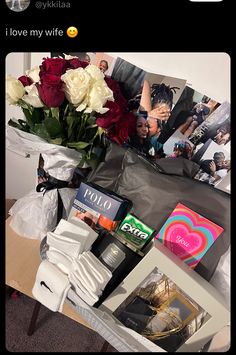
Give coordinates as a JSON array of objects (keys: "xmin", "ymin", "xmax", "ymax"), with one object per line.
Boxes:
[
  {"xmin": 66, "ymin": 114, "xmax": 77, "ymax": 141},
  {"xmin": 76, "ymin": 114, "xmax": 87, "ymax": 141},
  {"xmin": 67, "ymin": 141, "xmax": 91, "ymax": 150},
  {"xmin": 49, "ymin": 137, "xmax": 63, "ymax": 145},
  {"xmin": 77, "ymin": 154, "xmax": 87, "ymax": 168},
  {"xmin": 85, "ymin": 124, "xmax": 98, "ymax": 130},
  {"xmin": 8, "ymin": 118, "xmax": 30, "ymax": 132},
  {"xmin": 32, "ymin": 124, "xmax": 51, "ymax": 141},
  {"xmin": 18, "ymin": 99, "xmax": 33, "ymax": 111},
  {"xmin": 44, "ymin": 109, "xmax": 51, "ymax": 118},
  {"xmin": 63, "ymin": 103, "xmax": 70, "ymax": 119},
  {"xmin": 44, "ymin": 117, "xmax": 63, "ymax": 138},
  {"xmin": 22, "ymin": 108, "xmax": 33, "ymax": 126},
  {"xmin": 51, "ymin": 107, "xmax": 60, "ymax": 120},
  {"xmin": 31, "ymin": 108, "xmax": 44, "ymax": 124},
  {"xmin": 87, "ymin": 116, "xmax": 96, "ymax": 125},
  {"xmin": 97, "ymin": 126, "xmax": 105, "ymax": 138}
]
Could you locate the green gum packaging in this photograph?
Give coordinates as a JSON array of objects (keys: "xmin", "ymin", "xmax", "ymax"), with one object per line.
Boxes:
[{"xmin": 117, "ymin": 213, "xmax": 154, "ymax": 250}]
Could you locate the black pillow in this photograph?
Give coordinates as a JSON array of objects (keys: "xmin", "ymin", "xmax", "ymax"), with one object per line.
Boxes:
[
  {"xmin": 154, "ymin": 157, "xmax": 200, "ymax": 178},
  {"xmin": 88, "ymin": 140, "xmax": 200, "ymax": 189},
  {"xmin": 115, "ymin": 150, "xmax": 230, "ymax": 281},
  {"xmin": 87, "ymin": 141, "xmax": 127, "ymax": 190}
]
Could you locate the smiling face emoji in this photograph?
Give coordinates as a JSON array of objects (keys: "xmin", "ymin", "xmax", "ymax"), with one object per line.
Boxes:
[{"xmin": 66, "ymin": 26, "xmax": 78, "ymax": 38}]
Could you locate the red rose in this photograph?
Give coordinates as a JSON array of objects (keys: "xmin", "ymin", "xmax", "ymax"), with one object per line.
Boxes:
[
  {"xmin": 18, "ymin": 75, "xmax": 33, "ymax": 87},
  {"xmin": 37, "ymin": 74, "xmax": 65, "ymax": 107},
  {"xmin": 96, "ymin": 101, "xmax": 122, "ymax": 129},
  {"xmin": 107, "ymin": 111, "xmax": 136, "ymax": 145},
  {"xmin": 67, "ymin": 58, "xmax": 89, "ymax": 69},
  {"xmin": 39, "ymin": 57, "xmax": 68, "ymax": 78},
  {"xmin": 104, "ymin": 76, "xmax": 128, "ymax": 111}
]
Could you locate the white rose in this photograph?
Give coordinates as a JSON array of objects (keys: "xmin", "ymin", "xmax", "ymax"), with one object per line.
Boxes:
[
  {"xmin": 25, "ymin": 66, "xmax": 40, "ymax": 83},
  {"xmin": 61, "ymin": 68, "xmax": 91, "ymax": 106},
  {"xmin": 22, "ymin": 84, "xmax": 44, "ymax": 108},
  {"xmin": 83, "ymin": 79, "xmax": 114, "ymax": 114},
  {"xmin": 85, "ymin": 64, "xmax": 105, "ymax": 82},
  {"xmin": 6, "ymin": 74, "xmax": 25, "ymax": 105}
]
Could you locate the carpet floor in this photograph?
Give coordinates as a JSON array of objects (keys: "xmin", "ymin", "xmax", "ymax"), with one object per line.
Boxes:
[{"xmin": 5, "ymin": 288, "xmax": 118, "ymax": 352}]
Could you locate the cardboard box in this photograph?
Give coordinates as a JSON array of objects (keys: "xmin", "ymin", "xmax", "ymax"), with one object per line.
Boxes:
[
  {"xmin": 68, "ymin": 182, "xmax": 132, "ymax": 231},
  {"xmin": 99, "ymin": 241, "xmax": 230, "ymax": 352}
]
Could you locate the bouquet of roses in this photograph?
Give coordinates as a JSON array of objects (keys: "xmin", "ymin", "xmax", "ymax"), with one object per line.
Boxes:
[{"xmin": 6, "ymin": 54, "xmax": 136, "ymax": 239}]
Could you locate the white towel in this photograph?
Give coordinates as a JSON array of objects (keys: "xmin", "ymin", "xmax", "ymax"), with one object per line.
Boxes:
[
  {"xmin": 47, "ymin": 231, "xmax": 83, "ymax": 259},
  {"xmin": 72, "ymin": 259, "xmax": 100, "ymax": 294},
  {"xmin": 48, "ymin": 246, "xmax": 74, "ymax": 263},
  {"xmin": 46, "ymin": 248, "xmax": 73, "ymax": 275},
  {"xmin": 78, "ymin": 254, "xmax": 111, "ymax": 291},
  {"xmin": 54, "ymin": 218, "xmax": 92, "ymax": 251},
  {"xmin": 32, "ymin": 260, "xmax": 71, "ymax": 312},
  {"xmin": 69, "ymin": 216, "xmax": 98, "ymax": 250},
  {"xmin": 83, "ymin": 251, "xmax": 112, "ymax": 285},
  {"xmin": 69, "ymin": 251, "xmax": 112, "ymax": 305},
  {"xmin": 69, "ymin": 273, "xmax": 99, "ymax": 306}
]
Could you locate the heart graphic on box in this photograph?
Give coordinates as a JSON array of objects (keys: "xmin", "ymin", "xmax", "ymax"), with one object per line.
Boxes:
[
  {"xmin": 155, "ymin": 203, "xmax": 224, "ymax": 268},
  {"xmin": 164, "ymin": 224, "xmax": 207, "ymax": 261}
]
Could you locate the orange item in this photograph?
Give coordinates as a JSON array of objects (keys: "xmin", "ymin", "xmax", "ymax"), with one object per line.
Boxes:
[{"xmin": 98, "ymin": 215, "xmax": 118, "ymax": 231}]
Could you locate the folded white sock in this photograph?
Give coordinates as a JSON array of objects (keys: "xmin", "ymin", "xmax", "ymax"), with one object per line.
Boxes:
[
  {"xmin": 82, "ymin": 251, "xmax": 112, "ymax": 285},
  {"xmin": 73, "ymin": 258, "xmax": 101, "ymax": 294},
  {"xmin": 48, "ymin": 246, "xmax": 74, "ymax": 263},
  {"xmin": 54, "ymin": 219, "xmax": 90, "ymax": 250},
  {"xmin": 70, "ymin": 251, "xmax": 112, "ymax": 303},
  {"xmin": 69, "ymin": 216, "xmax": 98, "ymax": 250},
  {"xmin": 32, "ymin": 260, "xmax": 71, "ymax": 312},
  {"xmin": 69, "ymin": 272, "xmax": 99, "ymax": 306},
  {"xmin": 47, "ymin": 231, "xmax": 83, "ymax": 258},
  {"xmin": 46, "ymin": 248, "xmax": 72, "ymax": 275},
  {"xmin": 78, "ymin": 254, "xmax": 110, "ymax": 291}
]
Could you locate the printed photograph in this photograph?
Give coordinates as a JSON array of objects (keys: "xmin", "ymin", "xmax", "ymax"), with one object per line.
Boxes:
[
  {"xmin": 113, "ymin": 267, "xmax": 205, "ymax": 352},
  {"xmin": 174, "ymin": 95, "xmax": 220, "ymax": 139},
  {"xmin": 111, "ymin": 57, "xmax": 147, "ymax": 101},
  {"xmin": 162, "ymin": 130, "xmax": 194, "ymax": 160},
  {"xmin": 214, "ymin": 170, "xmax": 231, "ymax": 194},
  {"xmin": 190, "ymin": 101, "xmax": 231, "ymax": 147},
  {"xmin": 95, "ymin": 53, "xmax": 117, "ymax": 77},
  {"xmin": 193, "ymin": 140, "xmax": 230, "ymax": 187},
  {"xmin": 144, "ymin": 72, "xmax": 187, "ymax": 108},
  {"xmin": 125, "ymin": 75, "xmax": 186, "ymax": 160}
]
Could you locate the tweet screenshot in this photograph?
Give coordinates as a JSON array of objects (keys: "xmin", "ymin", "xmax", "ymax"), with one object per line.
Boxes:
[{"xmin": 3, "ymin": 0, "xmax": 231, "ymax": 353}]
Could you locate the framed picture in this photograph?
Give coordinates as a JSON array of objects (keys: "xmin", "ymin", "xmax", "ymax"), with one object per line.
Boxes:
[{"xmin": 100, "ymin": 242, "xmax": 230, "ymax": 352}]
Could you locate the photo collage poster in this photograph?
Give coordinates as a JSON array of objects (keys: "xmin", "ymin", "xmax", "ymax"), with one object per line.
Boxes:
[{"xmin": 50, "ymin": 52, "xmax": 231, "ymax": 193}]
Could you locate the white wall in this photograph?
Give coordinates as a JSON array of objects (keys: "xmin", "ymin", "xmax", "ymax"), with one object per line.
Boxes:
[
  {"xmin": 107, "ymin": 53, "xmax": 230, "ymax": 104},
  {"xmin": 6, "ymin": 52, "xmax": 50, "ymax": 199}
]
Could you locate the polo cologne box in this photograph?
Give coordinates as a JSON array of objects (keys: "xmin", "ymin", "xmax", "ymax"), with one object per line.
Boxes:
[{"xmin": 68, "ymin": 182, "xmax": 132, "ymax": 231}]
